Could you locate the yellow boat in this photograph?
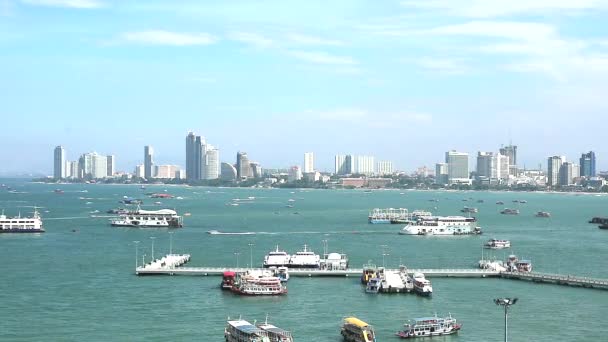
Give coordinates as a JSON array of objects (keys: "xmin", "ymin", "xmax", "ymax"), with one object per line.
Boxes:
[{"xmin": 341, "ymin": 317, "xmax": 376, "ymax": 342}]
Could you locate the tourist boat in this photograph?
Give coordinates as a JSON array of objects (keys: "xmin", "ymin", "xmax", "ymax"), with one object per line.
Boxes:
[
  {"xmin": 535, "ymin": 211, "xmax": 551, "ymax": 218},
  {"xmin": 274, "ymin": 266, "xmax": 290, "ymax": 282},
  {"xmin": 221, "ymin": 271, "xmax": 236, "ymax": 290},
  {"xmin": 0, "ymin": 208, "xmax": 44, "ymax": 233},
  {"xmin": 496, "ymin": 201, "xmax": 504, "ymax": 205},
  {"xmin": 106, "ymin": 208, "xmax": 129, "ymax": 215},
  {"xmin": 109, "ymin": 206, "xmax": 183, "ymax": 228},
  {"xmin": 54, "ymin": 189, "xmax": 64, "ymax": 194},
  {"xmin": 232, "ymin": 271, "xmax": 287, "ymax": 296},
  {"xmin": 225, "ymin": 319, "xmax": 271, "ymax": 342},
  {"xmin": 257, "ymin": 316, "xmax": 294, "ymax": 342},
  {"xmin": 120, "ymin": 197, "xmax": 143, "ymax": 205},
  {"xmin": 340, "ymin": 317, "xmax": 376, "ymax": 342},
  {"xmin": 460, "ymin": 207, "xmax": 478, "ymax": 213},
  {"xmin": 484, "ymin": 238, "xmax": 511, "ymax": 249},
  {"xmin": 505, "ymin": 255, "xmax": 532, "ymax": 272},
  {"xmin": 396, "ymin": 314, "xmax": 461, "ymax": 339},
  {"xmin": 500, "ymin": 208, "xmax": 520, "ymax": 215},
  {"xmin": 365, "ymin": 278, "xmax": 381, "ymax": 294},
  {"xmin": 368, "ymin": 208, "xmax": 410, "ymax": 224},
  {"xmin": 399, "ymin": 216, "xmax": 482, "ymax": 235},
  {"xmin": 361, "ymin": 262, "xmax": 377, "ymax": 284},
  {"xmin": 287, "ymin": 245, "xmax": 320, "ymax": 268},
  {"xmin": 263, "ymin": 246, "xmax": 291, "ymax": 268},
  {"xmin": 413, "ymin": 273, "xmax": 432, "ymax": 296}
]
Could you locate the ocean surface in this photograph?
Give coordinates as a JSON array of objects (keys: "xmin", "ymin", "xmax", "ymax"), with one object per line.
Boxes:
[{"xmin": 1, "ymin": 180, "xmax": 607, "ymax": 341}]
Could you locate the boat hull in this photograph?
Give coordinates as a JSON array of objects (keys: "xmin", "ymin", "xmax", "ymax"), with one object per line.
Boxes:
[{"xmin": 0, "ymin": 229, "xmax": 45, "ymax": 233}]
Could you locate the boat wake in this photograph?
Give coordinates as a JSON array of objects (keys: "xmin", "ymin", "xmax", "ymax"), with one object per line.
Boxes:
[
  {"xmin": 45, "ymin": 216, "xmax": 91, "ymax": 220},
  {"xmin": 207, "ymin": 230, "xmax": 395, "ymax": 235}
]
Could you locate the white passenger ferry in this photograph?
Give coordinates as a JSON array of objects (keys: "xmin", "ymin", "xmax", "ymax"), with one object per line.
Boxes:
[
  {"xmin": 399, "ymin": 216, "xmax": 481, "ymax": 235},
  {"xmin": 288, "ymin": 245, "xmax": 320, "ymax": 268},
  {"xmin": 484, "ymin": 239, "xmax": 511, "ymax": 249},
  {"xmin": 263, "ymin": 246, "xmax": 291, "ymax": 268},
  {"xmin": 0, "ymin": 208, "xmax": 44, "ymax": 233},
  {"xmin": 396, "ymin": 314, "xmax": 461, "ymax": 339},
  {"xmin": 225, "ymin": 319, "xmax": 271, "ymax": 342},
  {"xmin": 109, "ymin": 206, "xmax": 183, "ymax": 228},
  {"xmin": 412, "ymin": 273, "xmax": 433, "ymax": 297}
]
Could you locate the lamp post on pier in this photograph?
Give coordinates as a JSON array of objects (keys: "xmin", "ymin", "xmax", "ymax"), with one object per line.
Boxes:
[
  {"xmin": 168, "ymin": 231, "xmax": 174, "ymax": 255},
  {"xmin": 133, "ymin": 241, "xmax": 140, "ymax": 270},
  {"xmin": 494, "ymin": 297, "xmax": 518, "ymax": 342},
  {"xmin": 381, "ymin": 245, "xmax": 389, "ymax": 268},
  {"xmin": 150, "ymin": 236, "xmax": 156, "ymax": 260},
  {"xmin": 248, "ymin": 243, "xmax": 254, "ymax": 269}
]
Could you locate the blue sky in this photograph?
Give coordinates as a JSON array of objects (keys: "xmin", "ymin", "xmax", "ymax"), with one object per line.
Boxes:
[{"xmin": 1, "ymin": 0, "xmax": 607, "ymax": 174}]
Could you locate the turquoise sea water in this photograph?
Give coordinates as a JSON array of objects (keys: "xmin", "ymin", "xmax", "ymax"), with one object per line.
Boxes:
[{"xmin": 1, "ymin": 180, "xmax": 607, "ymax": 341}]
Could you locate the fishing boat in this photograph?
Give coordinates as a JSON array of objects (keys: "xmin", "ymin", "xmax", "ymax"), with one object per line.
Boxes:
[
  {"xmin": 396, "ymin": 314, "xmax": 461, "ymax": 339},
  {"xmin": 225, "ymin": 319, "xmax": 271, "ymax": 342},
  {"xmin": 0, "ymin": 208, "xmax": 44, "ymax": 233},
  {"xmin": 257, "ymin": 316, "xmax": 294, "ymax": 342},
  {"xmin": 221, "ymin": 271, "xmax": 237, "ymax": 290},
  {"xmin": 413, "ymin": 273, "xmax": 432, "ymax": 297},
  {"xmin": 340, "ymin": 317, "xmax": 376, "ymax": 342},
  {"xmin": 460, "ymin": 207, "xmax": 478, "ymax": 213},
  {"xmin": 484, "ymin": 239, "xmax": 511, "ymax": 249},
  {"xmin": 496, "ymin": 201, "xmax": 505, "ymax": 205}
]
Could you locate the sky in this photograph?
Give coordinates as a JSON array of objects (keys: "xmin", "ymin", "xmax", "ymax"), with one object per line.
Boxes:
[{"xmin": 1, "ymin": 0, "xmax": 607, "ymax": 175}]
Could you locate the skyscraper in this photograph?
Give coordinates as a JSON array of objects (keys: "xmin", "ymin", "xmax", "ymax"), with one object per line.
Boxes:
[
  {"xmin": 236, "ymin": 152, "xmax": 250, "ymax": 180},
  {"xmin": 334, "ymin": 154, "xmax": 354, "ymax": 175},
  {"xmin": 559, "ymin": 162, "xmax": 574, "ymax": 186},
  {"xmin": 144, "ymin": 146, "xmax": 154, "ymax": 179},
  {"xmin": 303, "ymin": 152, "xmax": 314, "ymax": 173},
  {"xmin": 547, "ymin": 156, "xmax": 564, "ymax": 187},
  {"xmin": 354, "ymin": 156, "xmax": 375, "ymax": 175},
  {"xmin": 377, "ymin": 161, "xmax": 393, "ymax": 176},
  {"xmin": 499, "ymin": 145, "xmax": 518, "ymax": 176},
  {"xmin": 476, "ymin": 152, "xmax": 494, "ymax": 179},
  {"xmin": 186, "ymin": 132, "xmax": 197, "ymax": 181},
  {"xmin": 580, "ymin": 151, "xmax": 596, "ymax": 177},
  {"xmin": 54, "ymin": 146, "xmax": 66, "ymax": 179},
  {"xmin": 203, "ymin": 146, "xmax": 220, "ymax": 180},
  {"xmin": 435, "ymin": 163, "xmax": 448, "ymax": 184},
  {"xmin": 445, "ymin": 150, "xmax": 469, "ymax": 184},
  {"xmin": 250, "ymin": 162, "xmax": 262, "ymax": 178},
  {"xmin": 106, "ymin": 155, "xmax": 115, "ymax": 177}
]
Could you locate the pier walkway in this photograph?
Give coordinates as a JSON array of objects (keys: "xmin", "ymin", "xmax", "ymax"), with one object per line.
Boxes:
[{"xmin": 501, "ymin": 271, "xmax": 608, "ymax": 290}]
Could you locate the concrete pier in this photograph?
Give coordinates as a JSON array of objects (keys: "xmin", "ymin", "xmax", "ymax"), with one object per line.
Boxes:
[{"xmin": 501, "ymin": 271, "xmax": 608, "ymax": 290}]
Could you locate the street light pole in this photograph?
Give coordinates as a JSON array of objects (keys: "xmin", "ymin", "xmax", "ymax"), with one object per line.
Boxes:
[
  {"xmin": 133, "ymin": 241, "xmax": 140, "ymax": 269},
  {"xmin": 150, "ymin": 236, "xmax": 156, "ymax": 260},
  {"xmin": 169, "ymin": 232, "xmax": 174, "ymax": 255},
  {"xmin": 381, "ymin": 245, "xmax": 389, "ymax": 268},
  {"xmin": 248, "ymin": 243, "xmax": 254, "ymax": 269},
  {"xmin": 494, "ymin": 297, "xmax": 518, "ymax": 342},
  {"xmin": 234, "ymin": 252, "xmax": 240, "ymax": 268}
]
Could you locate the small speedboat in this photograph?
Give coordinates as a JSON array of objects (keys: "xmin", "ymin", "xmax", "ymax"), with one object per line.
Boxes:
[{"xmin": 535, "ymin": 211, "xmax": 550, "ymax": 218}]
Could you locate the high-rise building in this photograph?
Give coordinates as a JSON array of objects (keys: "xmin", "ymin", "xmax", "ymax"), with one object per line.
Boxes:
[
  {"xmin": 303, "ymin": 152, "xmax": 314, "ymax": 173},
  {"xmin": 335, "ymin": 154, "xmax": 355, "ymax": 175},
  {"xmin": 135, "ymin": 164, "xmax": 145, "ymax": 178},
  {"xmin": 144, "ymin": 145, "xmax": 154, "ymax": 179},
  {"xmin": 499, "ymin": 144, "xmax": 517, "ymax": 173},
  {"xmin": 106, "ymin": 155, "xmax": 115, "ymax": 177},
  {"xmin": 354, "ymin": 156, "xmax": 375, "ymax": 175},
  {"xmin": 572, "ymin": 163, "xmax": 580, "ymax": 180},
  {"xmin": 236, "ymin": 152, "xmax": 250, "ymax": 180},
  {"xmin": 435, "ymin": 163, "xmax": 448, "ymax": 184},
  {"xmin": 186, "ymin": 132, "xmax": 197, "ymax": 181},
  {"xmin": 203, "ymin": 146, "xmax": 220, "ymax": 180},
  {"xmin": 445, "ymin": 151, "xmax": 469, "ymax": 184},
  {"xmin": 377, "ymin": 161, "xmax": 393, "ymax": 176},
  {"xmin": 476, "ymin": 152, "xmax": 494, "ymax": 179},
  {"xmin": 288, "ymin": 166, "xmax": 302, "ymax": 182},
  {"xmin": 496, "ymin": 154, "xmax": 509, "ymax": 181},
  {"xmin": 220, "ymin": 162, "xmax": 237, "ymax": 181},
  {"xmin": 559, "ymin": 162, "xmax": 574, "ymax": 186},
  {"xmin": 547, "ymin": 156, "xmax": 564, "ymax": 187},
  {"xmin": 154, "ymin": 165, "xmax": 181, "ymax": 179},
  {"xmin": 580, "ymin": 151, "xmax": 596, "ymax": 177},
  {"xmin": 250, "ymin": 162, "xmax": 262, "ymax": 178},
  {"xmin": 54, "ymin": 146, "xmax": 66, "ymax": 179},
  {"xmin": 69, "ymin": 161, "xmax": 78, "ymax": 179},
  {"xmin": 78, "ymin": 152, "xmax": 107, "ymax": 179}
]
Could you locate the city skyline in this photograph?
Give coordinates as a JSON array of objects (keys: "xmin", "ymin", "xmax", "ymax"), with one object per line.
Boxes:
[{"xmin": 2, "ymin": 1, "xmax": 608, "ymax": 174}]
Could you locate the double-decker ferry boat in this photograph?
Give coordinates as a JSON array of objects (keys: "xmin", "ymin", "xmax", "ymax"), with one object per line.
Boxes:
[
  {"xmin": 109, "ymin": 206, "xmax": 183, "ymax": 228},
  {"xmin": 225, "ymin": 319, "xmax": 271, "ymax": 342},
  {"xmin": 396, "ymin": 314, "xmax": 461, "ymax": 339},
  {"xmin": 484, "ymin": 238, "xmax": 511, "ymax": 249},
  {"xmin": 288, "ymin": 245, "xmax": 320, "ymax": 268},
  {"xmin": 232, "ymin": 271, "xmax": 287, "ymax": 296},
  {"xmin": 399, "ymin": 216, "xmax": 481, "ymax": 235},
  {"xmin": 0, "ymin": 208, "xmax": 44, "ymax": 233},
  {"xmin": 413, "ymin": 273, "xmax": 432, "ymax": 297},
  {"xmin": 263, "ymin": 246, "xmax": 291, "ymax": 268},
  {"xmin": 341, "ymin": 317, "xmax": 376, "ymax": 342}
]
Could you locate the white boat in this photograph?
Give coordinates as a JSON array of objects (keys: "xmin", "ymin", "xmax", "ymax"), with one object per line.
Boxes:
[
  {"xmin": 500, "ymin": 208, "xmax": 519, "ymax": 215},
  {"xmin": 109, "ymin": 206, "xmax": 183, "ymax": 228},
  {"xmin": 365, "ymin": 277, "xmax": 381, "ymax": 294},
  {"xmin": 506, "ymin": 255, "xmax": 532, "ymax": 272},
  {"xmin": 399, "ymin": 216, "xmax": 481, "ymax": 235},
  {"xmin": 484, "ymin": 239, "xmax": 511, "ymax": 249},
  {"xmin": 257, "ymin": 317, "xmax": 294, "ymax": 342},
  {"xmin": 233, "ymin": 271, "xmax": 287, "ymax": 296},
  {"xmin": 288, "ymin": 245, "xmax": 320, "ymax": 268},
  {"xmin": 535, "ymin": 211, "xmax": 551, "ymax": 218},
  {"xmin": 396, "ymin": 314, "xmax": 461, "ymax": 339},
  {"xmin": 412, "ymin": 273, "xmax": 432, "ymax": 296},
  {"xmin": 225, "ymin": 319, "xmax": 271, "ymax": 342},
  {"xmin": 274, "ymin": 266, "xmax": 290, "ymax": 283},
  {"xmin": 263, "ymin": 246, "xmax": 291, "ymax": 268},
  {"xmin": 0, "ymin": 208, "xmax": 44, "ymax": 233}
]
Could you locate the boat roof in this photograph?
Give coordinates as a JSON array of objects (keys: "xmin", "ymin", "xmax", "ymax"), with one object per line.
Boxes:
[
  {"xmin": 344, "ymin": 317, "xmax": 369, "ymax": 328},
  {"xmin": 228, "ymin": 320, "xmax": 265, "ymax": 334},
  {"xmin": 258, "ymin": 323, "xmax": 290, "ymax": 335},
  {"xmin": 223, "ymin": 271, "xmax": 236, "ymax": 276},
  {"xmin": 137, "ymin": 209, "xmax": 177, "ymax": 215}
]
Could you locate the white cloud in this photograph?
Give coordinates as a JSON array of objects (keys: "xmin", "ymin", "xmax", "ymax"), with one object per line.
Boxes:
[
  {"xmin": 289, "ymin": 50, "xmax": 357, "ymax": 65},
  {"xmin": 285, "ymin": 33, "xmax": 344, "ymax": 46},
  {"xmin": 229, "ymin": 32, "xmax": 273, "ymax": 48},
  {"xmin": 21, "ymin": 0, "xmax": 104, "ymax": 9},
  {"xmin": 401, "ymin": 0, "xmax": 608, "ymax": 18},
  {"xmin": 122, "ymin": 30, "xmax": 217, "ymax": 46}
]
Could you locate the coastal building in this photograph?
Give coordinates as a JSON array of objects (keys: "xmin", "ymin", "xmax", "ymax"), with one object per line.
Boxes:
[
  {"xmin": 250, "ymin": 162, "xmax": 262, "ymax": 178},
  {"xmin": 334, "ymin": 154, "xmax": 354, "ymax": 175},
  {"xmin": 476, "ymin": 152, "xmax": 494, "ymax": 180},
  {"xmin": 304, "ymin": 152, "xmax": 314, "ymax": 173},
  {"xmin": 144, "ymin": 145, "xmax": 154, "ymax": 180},
  {"xmin": 415, "ymin": 166, "xmax": 430, "ymax": 177},
  {"xmin": 236, "ymin": 152, "xmax": 251, "ymax": 180},
  {"xmin": 185, "ymin": 132, "xmax": 198, "ymax": 181},
  {"xmin": 64, "ymin": 161, "xmax": 71, "ymax": 178},
  {"xmin": 303, "ymin": 171, "xmax": 321, "ymax": 182},
  {"xmin": 54, "ymin": 146, "xmax": 66, "ymax": 179},
  {"xmin": 69, "ymin": 161, "xmax": 78, "ymax": 179},
  {"xmin": 354, "ymin": 155, "xmax": 375, "ymax": 175},
  {"xmin": 377, "ymin": 161, "xmax": 393, "ymax": 176},
  {"xmin": 499, "ymin": 145, "xmax": 517, "ymax": 175},
  {"xmin": 367, "ymin": 178, "xmax": 392, "ymax": 188},
  {"xmin": 340, "ymin": 177, "xmax": 366, "ymax": 188},
  {"xmin": 446, "ymin": 150, "xmax": 470, "ymax": 184},
  {"xmin": 559, "ymin": 162, "xmax": 575, "ymax": 186},
  {"xmin": 580, "ymin": 151, "xmax": 596, "ymax": 177},
  {"xmin": 154, "ymin": 165, "xmax": 181, "ymax": 179},
  {"xmin": 496, "ymin": 153, "xmax": 509, "ymax": 181},
  {"xmin": 220, "ymin": 162, "xmax": 237, "ymax": 181},
  {"xmin": 106, "ymin": 155, "xmax": 115, "ymax": 178},
  {"xmin": 288, "ymin": 166, "xmax": 302, "ymax": 182},
  {"xmin": 203, "ymin": 146, "xmax": 220, "ymax": 180},
  {"xmin": 547, "ymin": 156, "xmax": 565, "ymax": 187},
  {"xmin": 435, "ymin": 163, "xmax": 448, "ymax": 185},
  {"xmin": 78, "ymin": 152, "xmax": 108, "ymax": 179},
  {"xmin": 134, "ymin": 164, "xmax": 144, "ymax": 178},
  {"xmin": 175, "ymin": 169, "xmax": 186, "ymax": 180}
]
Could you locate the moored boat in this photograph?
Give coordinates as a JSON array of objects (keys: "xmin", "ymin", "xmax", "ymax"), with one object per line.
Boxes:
[
  {"xmin": 232, "ymin": 271, "xmax": 287, "ymax": 296},
  {"xmin": 396, "ymin": 314, "xmax": 461, "ymax": 339},
  {"xmin": 413, "ymin": 273, "xmax": 432, "ymax": 297},
  {"xmin": 365, "ymin": 278, "xmax": 381, "ymax": 294},
  {"xmin": 340, "ymin": 317, "xmax": 376, "ymax": 342},
  {"xmin": 460, "ymin": 206, "xmax": 478, "ymax": 213},
  {"xmin": 221, "ymin": 271, "xmax": 236, "ymax": 290},
  {"xmin": 257, "ymin": 317, "xmax": 294, "ymax": 342},
  {"xmin": 288, "ymin": 245, "xmax": 320, "ymax": 268},
  {"xmin": 506, "ymin": 255, "xmax": 532, "ymax": 272},
  {"xmin": 225, "ymin": 319, "xmax": 271, "ymax": 342},
  {"xmin": 263, "ymin": 246, "xmax": 291, "ymax": 268}
]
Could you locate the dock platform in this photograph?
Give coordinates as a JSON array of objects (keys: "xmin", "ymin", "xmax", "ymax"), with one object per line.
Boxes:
[{"xmin": 501, "ymin": 271, "xmax": 608, "ymax": 290}]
